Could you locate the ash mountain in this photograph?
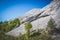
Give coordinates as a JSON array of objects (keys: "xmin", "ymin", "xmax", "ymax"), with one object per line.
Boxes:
[{"xmin": 6, "ymin": 0, "xmax": 60, "ymax": 36}]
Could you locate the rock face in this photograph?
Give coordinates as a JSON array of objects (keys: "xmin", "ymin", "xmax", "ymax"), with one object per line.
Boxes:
[{"xmin": 6, "ymin": 0, "xmax": 60, "ymax": 36}]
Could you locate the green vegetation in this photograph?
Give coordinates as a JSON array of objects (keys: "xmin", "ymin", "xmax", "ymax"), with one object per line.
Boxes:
[
  {"xmin": 46, "ymin": 18, "xmax": 56, "ymax": 35},
  {"xmin": 0, "ymin": 18, "xmax": 58, "ymax": 40},
  {"xmin": 24, "ymin": 21, "xmax": 32, "ymax": 40},
  {"xmin": 0, "ymin": 18, "xmax": 20, "ymax": 40},
  {"xmin": 0, "ymin": 18, "xmax": 20, "ymax": 32}
]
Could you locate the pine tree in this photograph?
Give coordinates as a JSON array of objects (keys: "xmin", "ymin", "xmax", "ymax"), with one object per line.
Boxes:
[
  {"xmin": 46, "ymin": 18, "xmax": 56, "ymax": 35},
  {"xmin": 24, "ymin": 21, "xmax": 32, "ymax": 40}
]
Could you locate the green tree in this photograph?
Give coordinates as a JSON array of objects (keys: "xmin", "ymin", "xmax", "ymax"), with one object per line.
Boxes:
[
  {"xmin": 46, "ymin": 18, "xmax": 56, "ymax": 35},
  {"xmin": 9, "ymin": 18, "xmax": 20, "ymax": 27},
  {"xmin": 24, "ymin": 21, "xmax": 32, "ymax": 40},
  {"xmin": 0, "ymin": 18, "xmax": 20, "ymax": 32}
]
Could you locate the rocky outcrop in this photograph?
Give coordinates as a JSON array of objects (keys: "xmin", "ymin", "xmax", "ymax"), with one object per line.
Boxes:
[{"xmin": 6, "ymin": 0, "xmax": 60, "ymax": 37}]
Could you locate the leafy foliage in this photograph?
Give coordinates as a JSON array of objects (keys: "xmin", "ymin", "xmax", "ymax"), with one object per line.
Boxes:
[
  {"xmin": 25, "ymin": 21, "xmax": 32, "ymax": 30},
  {"xmin": 24, "ymin": 21, "xmax": 32, "ymax": 40},
  {"xmin": 0, "ymin": 18, "xmax": 57, "ymax": 40},
  {"xmin": 47, "ymin": 18, "xmax": 56, "ymax": 29},
  {"xmin": 46, "ymin": 18, "xmax": 57, "ymax": 35},
  {"xmin": 0, "ymin": 18, "xmax": 20, "ymax": 32}
]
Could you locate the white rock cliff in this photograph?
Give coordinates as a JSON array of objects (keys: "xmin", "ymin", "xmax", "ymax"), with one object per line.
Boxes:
[{"xmin": 6, "ymin": 0, "xmax": 60, "ymax": 36}]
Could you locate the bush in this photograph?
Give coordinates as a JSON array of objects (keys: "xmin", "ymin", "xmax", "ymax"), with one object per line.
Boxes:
[{"xmin": 0, "ymin": 18, "xmax": 20, "ymax": 32}]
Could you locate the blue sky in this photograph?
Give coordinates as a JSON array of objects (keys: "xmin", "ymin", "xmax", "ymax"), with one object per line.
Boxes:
[{"xmin": 0, "ymin": 0, "xmax": 52, "ymax": 21}]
